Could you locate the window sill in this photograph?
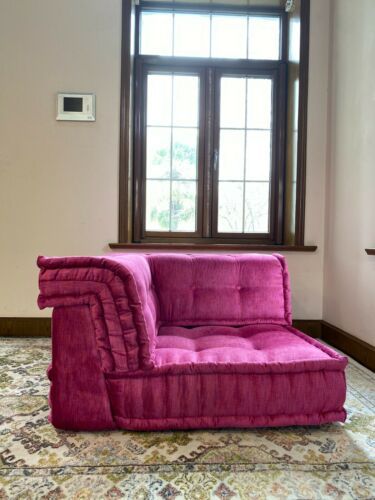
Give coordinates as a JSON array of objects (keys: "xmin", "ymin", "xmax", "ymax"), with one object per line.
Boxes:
[
  {"xmin": 109, "ymin": 243, "xmax": 317, "ymax": 252},
  {"xmin": 365, "ymin": 249, "xmax": 375, "ymax": 255}
]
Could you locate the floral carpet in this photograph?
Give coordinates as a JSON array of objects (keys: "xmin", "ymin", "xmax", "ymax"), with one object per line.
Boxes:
[{"xmin": 0, "ymin": 338, "xmax": 374, "ymax": 499}]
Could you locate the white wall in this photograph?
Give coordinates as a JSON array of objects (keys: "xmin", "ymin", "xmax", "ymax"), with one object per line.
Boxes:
[
  {"xmin": 0, "ymin": 0, "xmax": 122, "ymax": 316},
  {"xmin": 323, "ymin": 0, "xmax": 375, "ymax": 346},
  {"xmin": 0, "ymin": 0, "xmax": 330, "ymax": 320}
]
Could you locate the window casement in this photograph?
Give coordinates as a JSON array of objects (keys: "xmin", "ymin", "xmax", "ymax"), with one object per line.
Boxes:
[{"xmin": 114, "ymin": 0, "xmax": 314, "ymax": 250}]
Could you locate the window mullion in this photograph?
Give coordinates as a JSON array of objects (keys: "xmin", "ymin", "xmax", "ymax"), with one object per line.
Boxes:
[{"xmin": 202, "ymin": 66, "xmax": 215, "ymax": 238}]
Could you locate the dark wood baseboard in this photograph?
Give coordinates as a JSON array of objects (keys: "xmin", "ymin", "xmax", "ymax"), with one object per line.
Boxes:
[
  {"xmin": 321, "ymin": 321, "xmax": 375, "ymax": 372},
  {"xmin": 0, "ymin": 318, "xmax": 322, "ymax": 339},
  {"xmin": 0, "ymin": 317, "xmax": 51, "ymax": 337},
  {"xmin": 292, "ymin": 319, "xmax": 322, "ymax": 338},
  {"xmin": 1, "ymin": 317, "xmax": 373, "ymax": 371}
]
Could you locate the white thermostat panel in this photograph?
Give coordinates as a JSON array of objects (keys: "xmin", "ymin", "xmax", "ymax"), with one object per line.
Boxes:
[{"xmin": 57, "ymin": 93, "xmax": 95, "ymax": 121}]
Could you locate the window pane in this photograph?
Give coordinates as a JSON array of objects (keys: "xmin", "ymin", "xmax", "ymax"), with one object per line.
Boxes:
[
  {"xmin": 146, "ymin": 180, "xmax": 171, "ymax": 231},
  {"xmin": 174, "ymin": 14, "xmax": 210, "ymax": 57},
  {"xmin": 173, "ymin": 75, "xmax": 199, "ymax": 127},
  {"xmin": 246, "ymin": 130, "xmax": 271, "ymax": 181},
  {"xmin": 218, "ymin": 182, "xmax": 244, "ymax": 233},
  {"xmin": 219, "ymin": 130, "xmax": 245, "ymax": 181},
  {"xmin": 140, "ymin": 12, "xmax": 173, "ymax": 56},
  {"xmin": 146, "ymin": 126, "xmax": 171, "ymax": 179},
  {"xmin": 244, "ymin": 182, "xmax": 270, "ymax": 232},
  {"xmin": 171, "ymin": 181, "xmax": 197, "ymax": 231},
  {"xmin": 172, "ymin": 128, "xmax": 198, "ymax": 180},
  {"xmin": 248, "ymin": 17, "xmax": 280, "ymax": 60},
  {"xmin": 247, "ymin": 78, "xmax": 272, "ymax": 129},
  {"xmin": 220, "ymin": 77, "xmax": 246, "ymax": 128},
  {"xmin": 147, "ymin": 74, "xmax": 172, "ymax": 126},
  {"xmin": 211, "ymin": 15, "xmax": 247, "ymax": 59}
]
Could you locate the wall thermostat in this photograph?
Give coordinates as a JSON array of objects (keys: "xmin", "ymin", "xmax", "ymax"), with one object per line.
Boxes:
[{"xmin": 57, "ymin": 93, "xmax": 95, "ymax": 121}]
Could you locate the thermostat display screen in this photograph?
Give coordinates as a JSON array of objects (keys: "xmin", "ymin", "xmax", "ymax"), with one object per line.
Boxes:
[
  {"xmin": 57, "ymin": 93, "xmax": 95, "ymax": 121},
  {"xmin": 64, "ymin": 97, "xmax": 83, "ymax": 112}
]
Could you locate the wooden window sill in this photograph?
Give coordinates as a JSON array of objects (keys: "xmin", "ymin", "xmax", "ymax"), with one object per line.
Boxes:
[
  {"xmin": 109, "ymin": 243, "xmax": 317, "ymax": 252},
  {"xmin": 365, "ymin": 249, "xmax": 375, "ymax": 255}
]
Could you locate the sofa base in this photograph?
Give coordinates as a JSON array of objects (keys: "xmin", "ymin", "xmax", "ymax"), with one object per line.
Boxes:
[
  {"xmin": 114, "ymin": 411, "xmax": 346, "ymax": 431},
  {"xmin": 49, "ymin": 306, "xmax": 116, "ymax": 431},
  {"xmin": 48, "ymin": 311, "xmax": 347, "ymax": 432}
]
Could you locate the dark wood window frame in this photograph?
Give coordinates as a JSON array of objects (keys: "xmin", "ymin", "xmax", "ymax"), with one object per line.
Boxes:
[{"xmin": 112, "ymin": 0, "xmax": 316, "ymax": 252}]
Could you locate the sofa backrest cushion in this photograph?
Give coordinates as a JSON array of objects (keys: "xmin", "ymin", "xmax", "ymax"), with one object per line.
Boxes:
[
  {"xmin": 38, "ymin": 254, "xmax": 159, "ymax": 371},
  {"xmin": 148, "ymin": 253, "xmax": 292, "ymax": 326}
]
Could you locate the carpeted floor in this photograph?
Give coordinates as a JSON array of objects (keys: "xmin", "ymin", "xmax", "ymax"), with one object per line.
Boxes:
[{"xmin": 0, "ymin": 338, "xmax": 374, "ymax": 499}]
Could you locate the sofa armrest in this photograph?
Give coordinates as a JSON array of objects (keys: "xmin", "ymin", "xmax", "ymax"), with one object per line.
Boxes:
[{"xmin": 37, "ymin": 254, "xmax": 158, "ymax": 372}]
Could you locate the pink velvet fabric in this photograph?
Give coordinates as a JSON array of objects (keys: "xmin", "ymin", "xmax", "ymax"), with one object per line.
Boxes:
[
  {"xmin": 148, "ymin": 253, "xmax": 292, "ymax": 326},
  {"xmin": 155, "ymin": 324, "xmax": 346, "ymax": 370},
  {"xmin": 38, "ymin": 255, "xmax": 158, "ymax": 371},
  {"xmin": 108, "ymin": 324, "xmax": 347, "ymax": 430},
  {"xmin": 37, "ymin": 253, "xmax": 348, "ymax": 431}
]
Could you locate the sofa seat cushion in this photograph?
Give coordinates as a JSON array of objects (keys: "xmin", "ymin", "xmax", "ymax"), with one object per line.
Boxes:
[
  {"xmin": 106, "ymin": 325, "xmax": 347, "ymax": 430},
  {"xmin": 154, "ymin": 324, "xmax": 345, "ymax": 373}
]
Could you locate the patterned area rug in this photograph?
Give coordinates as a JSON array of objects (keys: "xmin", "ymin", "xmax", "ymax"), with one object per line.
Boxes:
[{"xmin": 0, "ymin": 338, "xmax": 374, "ymax": 499}]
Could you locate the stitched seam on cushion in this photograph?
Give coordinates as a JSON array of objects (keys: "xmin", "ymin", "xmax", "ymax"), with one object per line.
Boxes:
[
  {"xmin": 83, "ymin": 302, "xmax": 116, "ymax": 425},
  {"xmin": 105, "ymin": 367, "xmax": 346, "ymax": 379},
  {"xmin": 112, "ymin": 410, "xmax": 346, "ymax": 421},
  {"xmin": 273, "ymin": 254, "xmax": 290, "ymax": 325},
  {"xmin": 285, "ymin": 326, "xmax": 348, "ymax": 362},
  {"xmin": 103, "ymin": 259, "xmax": 155, "ymax": 367},
  {"xmin": 158, "ymin": 319, "xmax": 287, "ymax": 326},
  {"xmin": 125, "ymin": 267, "xmax": 156, "ymax": 365}
]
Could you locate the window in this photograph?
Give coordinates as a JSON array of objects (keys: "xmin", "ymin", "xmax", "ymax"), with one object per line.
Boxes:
[
  {"xmin": 116, "ymin": 0, "xmax": 311, "ymax": 249},
  {"xmin": 132, "ymin": 3, "xmax": 287, "ymax": 244}
]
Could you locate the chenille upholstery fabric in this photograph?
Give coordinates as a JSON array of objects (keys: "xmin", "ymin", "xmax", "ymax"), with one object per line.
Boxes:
[
  {"xmin": 148, "ymin": 253, "xmax": 291, "ymax": 326},
  {"xmin": 37, "ymin": 253, "xmax": 347, "ymax": 431}
]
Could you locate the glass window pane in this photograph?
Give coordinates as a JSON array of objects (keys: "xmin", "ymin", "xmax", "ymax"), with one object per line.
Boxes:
[
  {"xmin": 246, "ymin": 130, "xmax": 271, "ymax": 181},
  {"xmin": 171, "ymin": 181, "xmax": 197, "ymax": 231},
  {"xmin": 147, "ymin": 74, "xmax": 172, "ymax": 126},
  {"xmin": 146, "ymin": 126, "xmax": 171, "ymax": 179},
  {"xmin": 220, "ymin": 77, "xmax": 246, "ymax": 129},
  {"xmin": 146, "ymin": 180, "xmax": 171, "ymax": 231},
  {"xmin": 173, "ymin": 75, "xmax": 199, "ymax": 127},
  {"xmin": 247, "ymin": 78, "xmax": 272, "ymax": 129},
  {"xmin": 174, "ymin": 14, "xmax": 210, "ymax": 57},
  {"xmin": 248, "ymin": 17, "xmax": 280, "ymax": 60},
  {"xmin": 140, "ymin": 12, "xmax": 173, "ymax": 56},
  {"xmin": 218, "ymin": 182, "xmax": 244, "ymax": 233},
  {"xmin": 244, "ymin": 182, "xmax": 270, "ymax": 233},
  {"xmin": 219, "ymin": 130, "xmax": 245, "ymax": 181},
  {"xmin": 211, "ymin": 15, "xmax": 248, "ymax": 59},
  {"xmin": 172, "ymin": 128, "xmax": 198, "ymax": 180}
]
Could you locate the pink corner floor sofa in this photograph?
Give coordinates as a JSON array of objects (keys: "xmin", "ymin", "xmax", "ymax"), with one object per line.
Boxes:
[{"xmin": 37, "ymin": 253, "xmax": 347, "ymax": 431}]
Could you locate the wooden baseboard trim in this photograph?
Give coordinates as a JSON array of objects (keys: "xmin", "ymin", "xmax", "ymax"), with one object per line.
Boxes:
[
  {"xmin": 321, "ymin": 321, "xmax": 375, "ymax": 372},
  {"xmin": 1, "ymin": 317, "xmax": 373, "ymax": 371},
  {"xmin": 0, "ymin": 318, "xmax": 51, "ymax": 337},
  {"xmin": 0, "ymin": 318, "xmax": 322, "ymax": 339},
  {"xmin": 292, "ymin": 319, "xmax": 322, "ymax": 338}
]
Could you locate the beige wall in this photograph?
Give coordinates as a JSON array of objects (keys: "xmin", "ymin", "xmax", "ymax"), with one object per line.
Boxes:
[
  {"xmin": 0, "ymin": 0, "xmax": 330, "ymax": 320},
  {"xmin": 323, "ymin": 0, "xmax": 375, "ymax": 346},
  {"xmin": 0, "ymin": 0, "xmax": 122, "ymax": 316}
]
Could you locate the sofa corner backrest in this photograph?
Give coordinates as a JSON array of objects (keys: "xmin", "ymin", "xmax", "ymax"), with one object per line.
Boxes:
[{"xmin": 147, "ymin": 253, "xmax": 292, "ymax": 327}]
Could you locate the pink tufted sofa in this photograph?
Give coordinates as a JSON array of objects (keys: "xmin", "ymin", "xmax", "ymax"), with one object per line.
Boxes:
[{"xmin": 37, "ymin": 253, "xmax": 347, "ymax": 431}]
